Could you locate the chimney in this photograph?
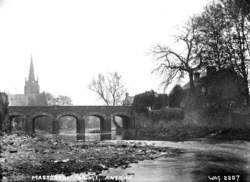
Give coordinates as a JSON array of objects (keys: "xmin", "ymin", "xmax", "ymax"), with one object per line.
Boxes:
[{"xmin": 194, "ymin": 72, "xmax": 200, "ymax": 82}]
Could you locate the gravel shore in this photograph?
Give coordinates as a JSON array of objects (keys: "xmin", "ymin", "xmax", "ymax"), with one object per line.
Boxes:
[{"xmin": 0, "ymin": 133, "xmax": 179, "ymax": 182}]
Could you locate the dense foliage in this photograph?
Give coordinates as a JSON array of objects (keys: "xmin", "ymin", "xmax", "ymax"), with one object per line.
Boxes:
[
  {"xmin": 169, "ymin": 85, "xmax": 185, "ymax": 108},
  {"xmin": 132, "ymin": 90, "xmax": 158, "ymax": 113},
  {"xmin": 153, "ymin": 0, "xmax": 250, "ymax": 106},
  {"xmin": 132, "ymin": 90, "xmax": 169, "ymax": 113},
  {"xmin": 153, "ymin": 94, "xmax": 169, "ymax": 109}
]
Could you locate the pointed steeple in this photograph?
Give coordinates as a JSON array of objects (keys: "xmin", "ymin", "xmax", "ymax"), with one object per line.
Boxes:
[
  {"xmin": 24, "ymin": 55, "xmax": 40, "ymax": 96},
  {"xmin": 29, "ymin": 56, "xmax": 35, "ymax": 81}
]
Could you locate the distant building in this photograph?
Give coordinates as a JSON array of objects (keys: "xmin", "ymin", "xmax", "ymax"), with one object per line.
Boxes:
[
  {"xmin": 123, "ymin": 92, "xmax": 134, "ymax": 106},
  {"xmin": 8, "ymin": 57, "xmax": 47, "ymax": 106}
]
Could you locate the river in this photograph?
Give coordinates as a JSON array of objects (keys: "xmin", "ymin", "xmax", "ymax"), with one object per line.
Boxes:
[
  {"xmin": 100, "ymin": 140, "xmax": 250, "ymax": 182},
  {"xmin": 47, "ymin": 131, "xmax": 250, "ymax": 182}
]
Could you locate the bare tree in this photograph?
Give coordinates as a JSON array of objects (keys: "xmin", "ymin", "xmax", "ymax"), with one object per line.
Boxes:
[
  {"xmin": 45, "ymin": 92, "xmax": 73, "ymax": 106},
  {"xmin": 56, "ymin": 95, "xmax": 73, "ymax": 106},
  {"xmin": 152, "ymin": 18, "xmax": 204, "ymax": 92},
  {"xmin": 89, "ymin": 72, "xmax": 127, "ymax": 106}
]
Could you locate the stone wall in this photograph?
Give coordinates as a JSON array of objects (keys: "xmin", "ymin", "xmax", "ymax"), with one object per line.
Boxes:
[{"xmin": 231, "ymin": 113, "xmax": 250, "ymax": 129}]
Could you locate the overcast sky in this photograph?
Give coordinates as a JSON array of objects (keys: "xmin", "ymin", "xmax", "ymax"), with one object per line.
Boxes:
[{"xmin": 0, "ymin": 0, "xmax": 209, "ymax": 105}]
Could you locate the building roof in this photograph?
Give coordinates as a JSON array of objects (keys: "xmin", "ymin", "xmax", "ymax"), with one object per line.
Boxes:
[
  {"xmin": 182, "ymin": 67, "xmax": 243, "ymax": 90},
  {"xmin": 123, "ymin": 94, "xmax": 134, "ymax": 106}
]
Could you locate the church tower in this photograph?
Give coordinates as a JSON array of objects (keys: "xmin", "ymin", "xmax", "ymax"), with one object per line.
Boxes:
[
  {"xmin": 24, "ymin": 56, "xmax": 40, "ymax": 96},
  {"xmin": 8, "ymin": 56, "xmax": 47, "ymax": 106}
]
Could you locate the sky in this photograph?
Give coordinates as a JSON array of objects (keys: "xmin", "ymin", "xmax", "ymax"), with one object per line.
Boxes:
[{"xmin": 0, "ymin": 0, "xmax": 209, "ymax": 105}]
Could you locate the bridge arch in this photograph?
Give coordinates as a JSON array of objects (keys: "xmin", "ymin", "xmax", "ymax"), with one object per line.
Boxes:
[
  {"xmin": 111, "ymin": 112, "xmax": 133, "ymax": 129},
  {"xmin": 56, "ymin": 112, "xmax": 81, "ymax": 121},
  {"xmin": 30, "ymin": 112, "xmax": 55, "ymax": 133},
  {"xmin": 84, "ymin": 112, "xmax": 108, "ymax": 132},
  {"xmin": 9, "ymin": 106, "xmax": 134, "ymax": 137},
  {"xmin": 83, "ymin": 112, "xmax": 107, "ymax": 120},
  {"xmin": 9, "ymin": 112, "xmax": 26, "ymax": 131},
  {"xmin": 56, "ymin": 112, "xmax": 82, "ymax": 133}
]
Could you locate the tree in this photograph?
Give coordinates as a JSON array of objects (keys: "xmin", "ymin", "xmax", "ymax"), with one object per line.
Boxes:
[
  {"xmin": 132, "ymin": 90, "xmax": 158, "ymax": 113},
  {"xmin": 195, "ymin": 2, "xmax": 232, "ymax": 71},
  {"xmin": 169, "ymin": 85, "xmax": 185, "ymax": 108},
  {"xmin": 234, "ymin": 0, "xmax": 250, "ymax": 18},
  {"xmin": 194, "ymin": 0, "xmax": 250, "ymax": 105},
  {"xmin": 45, "ymin": 92, "xmax": 57, "ymax": 106},
  {"xmin": 153, "ymin": 18, "xmax": 204, "ymax": 92},
  {"xmin": 56, "ymin": 95, "xmax": 73, "ymax": 106},
  {"xmin": 153, "ymin": 94, "xmax": 169, "ymax": 109},
  {"xmin": 45, "ymin": 92, "xmax": 73, "ymax": 106},
  {"xmin": 221, "ymin": 0, "xmax": 250, "ymax": 105},
  {"xmin": 89, "ymin": 72, "xmax": 127, "ymax": 106}
]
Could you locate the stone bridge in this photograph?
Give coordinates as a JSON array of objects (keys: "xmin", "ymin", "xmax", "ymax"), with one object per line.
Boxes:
[{"xmin": 9, "ymin": 106, "xmax": 135, "ymax": 139}]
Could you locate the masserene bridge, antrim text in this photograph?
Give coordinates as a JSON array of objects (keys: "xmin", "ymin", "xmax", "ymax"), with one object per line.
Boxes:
[{"xmin": 9, "ymin": 106, "xmax": 135, "ymax": 137}]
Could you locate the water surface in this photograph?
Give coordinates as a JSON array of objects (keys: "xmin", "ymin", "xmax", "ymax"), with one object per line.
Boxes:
[
  {"xmin": 100, "ymin": 140, "xmax": 250, "ymax": 182},
  {"xmin": 33, "ymin": 131, "xmax": 250, "ymax": 182}
]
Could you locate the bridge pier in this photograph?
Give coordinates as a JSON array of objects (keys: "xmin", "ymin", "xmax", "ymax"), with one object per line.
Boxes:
[
  {"xmin": 76, "ymin": 118, "xmax": 85, "ymax": 140},
  {"xmin": 122, "ymin": 117, "xmax": 130, "ymax": 129},
  {"xmin": 100, "ymin": 117, "xmax": 112, "ymax": 140},
  {"xmin": 52, "ymin": 119, "xmax": 59, "ymax": 134},
  {"xmin": 26, "ymin": 117, "xmax": 34, "ymax": 135}
]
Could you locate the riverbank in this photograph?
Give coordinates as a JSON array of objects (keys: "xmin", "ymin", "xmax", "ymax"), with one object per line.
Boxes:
[
  {"xmin": 134, "ymin": 109, "xmax": 250, "ymax": 141},
  {"xmin": 0, "ymin": 133, "xmax": 181, "ymax": 182},
  {"xmin": 135, "ymin": 127, "xmax": 250, "ymax": 141}
]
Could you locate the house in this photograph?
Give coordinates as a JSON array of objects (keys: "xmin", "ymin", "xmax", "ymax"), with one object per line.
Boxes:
[
  {"xmin": 123, "ymin": 92, "xmax": 134, "ymax": 106},
  {"xmin": 182, "ymin": 66, "xmax": 246, "ymax": 109}
]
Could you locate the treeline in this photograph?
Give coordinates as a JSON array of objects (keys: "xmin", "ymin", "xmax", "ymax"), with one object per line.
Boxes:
[
  {"xmin": 153, "ymin": 0, "xmax": 250, "ymax": 105},
  {"xmin": 132, "ymin": 87, "xmax": 184, "ymax": 113}
]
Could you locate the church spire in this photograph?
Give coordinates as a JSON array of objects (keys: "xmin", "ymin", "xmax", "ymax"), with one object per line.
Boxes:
[
  {"xmin": 29, "ymin": 56, "xmax": 35, "ymax": 81},
  {"xmin": 24, "ymin": 56, "xmax": 40, "ymax": 96}
]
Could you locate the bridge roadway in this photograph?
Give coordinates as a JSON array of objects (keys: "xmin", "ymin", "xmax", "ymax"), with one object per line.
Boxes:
[{"xmin": 8, "ymin": 106, "xmax": 135, "ymax": 138}]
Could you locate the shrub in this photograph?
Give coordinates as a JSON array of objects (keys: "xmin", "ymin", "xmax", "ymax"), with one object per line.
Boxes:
[
  {"xmin": 132, "ymin": 90, "xmax": 157, "ymax": 113},
  {"xmin": 153, "ymin": 94, "xmax": 169, "ymax": 110},
  {"xmin": 133, "ymin": 90, "xmax": 169, "ymax": 114}
]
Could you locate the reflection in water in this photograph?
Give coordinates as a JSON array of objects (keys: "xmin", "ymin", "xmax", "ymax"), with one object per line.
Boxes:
[{"xmin": 56, "ymin": 129, "xmax": 137, "ymax": 141}]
